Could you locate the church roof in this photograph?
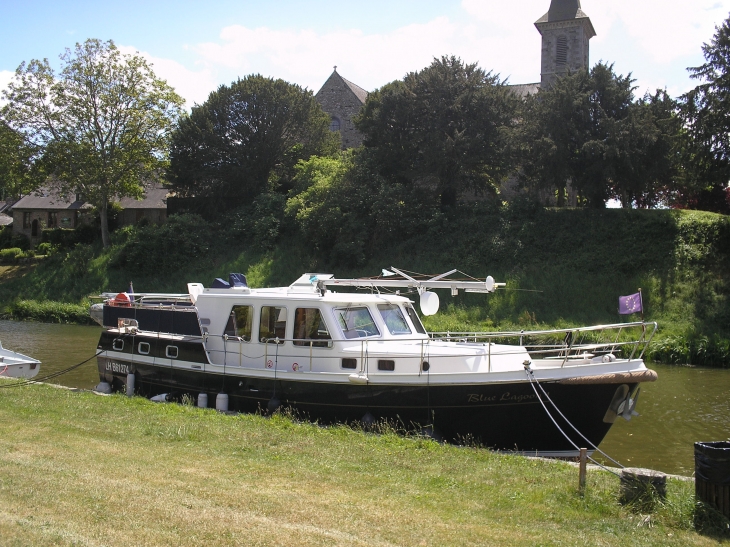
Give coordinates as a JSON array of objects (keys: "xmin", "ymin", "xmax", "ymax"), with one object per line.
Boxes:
[
  {"xmin": 341, "ymin": 76, "xmax": 368, "ymax": 104},
  {"xmin": 508, "ymin": 83, "xmax": 541, "ymax": 98},
  {"xmin": 315, "ymin": 69, "xmax": 368, "ymax": 105}
]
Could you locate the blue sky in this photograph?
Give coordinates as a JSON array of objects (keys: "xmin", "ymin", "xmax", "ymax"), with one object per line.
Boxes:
[{"xmin": 1, "ymin": 0, "xmax": 728, "ymax": 109}]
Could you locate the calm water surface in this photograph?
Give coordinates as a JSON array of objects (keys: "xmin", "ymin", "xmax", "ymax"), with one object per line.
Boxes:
[{"xmin": 1, "ymin": 320, "xmax": 728, "ymax": 476}]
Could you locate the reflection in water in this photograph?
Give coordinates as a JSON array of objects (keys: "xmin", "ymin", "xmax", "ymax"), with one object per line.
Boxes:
[{"xmin": 0, "ymin": 321, "xmax": 728, "ymax": 476}]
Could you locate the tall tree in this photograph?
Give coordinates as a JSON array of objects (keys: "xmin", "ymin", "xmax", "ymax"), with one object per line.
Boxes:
[
  {"xmin": 517, "ymin": 69, "xmax": 592, "ymax": 206},
  {"xmin": 0, "ymin": 121, "xmax": 38, "ymax": 199},
  {"xmin": 679, "ymin": 14, "xmax": 730, "ymax": 214},
  {"xmin": 168, "ymin": 75, "xmax": 338, "ymax": 200},
  {"xmin": 520, "ymin": 63, "xmax": 683, "ymax": 208},
  {"xmin": 355, "ymin": 56, "xmax": 520, "ymax": 209},
  {"xmin": 1, "ymin": 39, "xmax": 184, "ymax": 246}
]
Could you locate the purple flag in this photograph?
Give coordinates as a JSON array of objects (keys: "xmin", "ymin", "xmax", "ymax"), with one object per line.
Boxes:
[{"xmin": 618, "ymin": 292, "xmax": 642, "ymax": 315}]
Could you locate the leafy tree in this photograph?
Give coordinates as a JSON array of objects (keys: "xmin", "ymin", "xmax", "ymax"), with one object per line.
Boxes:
[
  {"xmin": 517, "ymin": 69, "xmax": 592, "ymax": 206},
  {"xmin": 1, "ymin": 39, "xmax": 184, "ymax": 247},
  {"xmin": 168, "ymin": 75, "xmax": 339, "ymax": 201},
  {"xmin": 679, "ymin": 14, "xmax": 730, "ymax": 214},
  {"xmin": 519, "ymin": 63, "xmax": 684, "ymax": 208},
  {"xmin": 0, "ymin": 121, "xmax": 38, "ymax": 199},
  {"xmin": 286, "ymin": 150, "xmax": 438, "ymax": 266},
  {"xmin": 355, "ymin": 56, "xmax": 520, "ymax": 209}
]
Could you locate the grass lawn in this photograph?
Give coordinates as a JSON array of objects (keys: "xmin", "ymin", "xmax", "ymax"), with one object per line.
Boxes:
[{"xmin": 0, "ymin": 381, "xmax": 725, "ymax": 546}]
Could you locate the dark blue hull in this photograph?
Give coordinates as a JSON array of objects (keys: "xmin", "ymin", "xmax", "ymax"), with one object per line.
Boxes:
[{"xmin": 97, "ymin": 354, "xmax": 632, "ymax": 454}]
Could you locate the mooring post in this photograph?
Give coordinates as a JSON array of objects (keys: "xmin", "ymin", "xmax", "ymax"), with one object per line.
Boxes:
[{"xmin": 579, "ymin": 448, "xmax": 588, "ymax": 495}]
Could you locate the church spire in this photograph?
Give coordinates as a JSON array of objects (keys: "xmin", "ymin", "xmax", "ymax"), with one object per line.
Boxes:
[
  {"xmin": 535, "ymin": 0, "xmax": 595, "ymax": 87},
  {"xmin": 546, "ymin": 0, "xmax": 582, "ymax": 22}
]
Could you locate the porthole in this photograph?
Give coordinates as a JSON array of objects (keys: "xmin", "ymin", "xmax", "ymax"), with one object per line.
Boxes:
[
  {"xmin": 422, "ymin": 361, "xmax": 430, "ymax": 372},
  {"xmin": 138, "ymin": 342, "xmax": 150, "ymax": 355},
  {"xmin": 378, "ymin": 360, "xmax": 395, "ymax": 371},
  {"xmin": 166, "ymin": 345, "xmax": 179, "ymax": 359},
  {"xmin": 112, "ymin": 338, "xmax": 124, "ymax": 351},
  {"xmin": 342, "ymin": 358, "xmax": 357, "ymax": 369}
]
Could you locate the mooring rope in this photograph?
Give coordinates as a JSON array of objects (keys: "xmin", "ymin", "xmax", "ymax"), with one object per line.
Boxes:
[
  {"xmin": 526, "ymin": 366, "xmax": 625, "ymax": 469},
  {"xmin": 0, "ymin": 349, "xmax": 103, "ymax": 389},
  {"xmin": 524, "ymin": 365, "xmax": 623, "ymax": 478}
]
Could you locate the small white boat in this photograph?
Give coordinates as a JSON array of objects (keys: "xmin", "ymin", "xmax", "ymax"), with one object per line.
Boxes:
[{"xmin": 0, "ymin": 341, "xmax": 41, "ymax": 379}]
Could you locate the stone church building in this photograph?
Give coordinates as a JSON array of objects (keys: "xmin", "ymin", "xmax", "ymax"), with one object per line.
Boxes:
[{"xmin": 315, "ymin": 0, "xmax": 595, "ymax": 149}]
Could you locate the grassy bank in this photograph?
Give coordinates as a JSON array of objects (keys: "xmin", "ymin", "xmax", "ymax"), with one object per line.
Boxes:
[
  {"xmin": 0, "ymin": 381, "xmax": 725, "ymax": 546},
  {"xmin": 1, "ymin": 206, "xmax": 729, "ymax": 365}
]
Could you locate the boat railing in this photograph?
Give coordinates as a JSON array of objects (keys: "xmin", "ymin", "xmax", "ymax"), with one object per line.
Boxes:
[
  {"xmin": 429, "ymin": 321, "xmax": 657, "ymax": 367},
  {"xmin": 203, "ymin": 322, "xmax": 656, "ymax": 373},
  {"xmin": 99, "ymin": 293, "xmax": 194, "ymax": 306}
]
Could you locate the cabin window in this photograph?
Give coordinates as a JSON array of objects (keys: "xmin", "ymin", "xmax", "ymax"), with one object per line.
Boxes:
[
  {"xmin": 294, "ymin": 308, "xmax": 332, "ymax": 347},
  {"xmin": 260, "ymin": 306, "xmax": 287, "ymax": 343},
  {"xmin": 341, "ymin": 358, "xmax": 357, "ymax": 369},
  {"xmin": 166, "ymin": 345, "xmax": 179, "ymax": 358},
  {"xmin": 112, "ymin": 338, "xmax": 124, "ymax": 351},
  {"xmin": 377, "ymin": 304, "xmax": 411, "ymax": 335},
  {"xmin": 404, "ymin": 304, "xmax": 427, "ymax": 334},
  {"xmin": 225, "ymin": 305, "xmax": 253, "ymax": 341},
  {"xmin": 335, "ymin": 307, "xmax": 380, "ymax": 339},
  {"xmin": 138, "ymin": 342, "xmax": 150, "ymax": 355},
  {"xmin": 378, "ymin": 360, "xmax": 395, "ymax": 371}
]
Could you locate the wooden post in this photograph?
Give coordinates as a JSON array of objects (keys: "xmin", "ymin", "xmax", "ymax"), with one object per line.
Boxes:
[{"xmin": 579, "ymin": 448, "xmax": 587, "ymax": 495}]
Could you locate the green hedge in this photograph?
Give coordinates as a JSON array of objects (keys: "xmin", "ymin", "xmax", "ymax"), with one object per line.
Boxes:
[{"xmin": 6, "ymin": 300, "xmax": 94, "ymax": 324}]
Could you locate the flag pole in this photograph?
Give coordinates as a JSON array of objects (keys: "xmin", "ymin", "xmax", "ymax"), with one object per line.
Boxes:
[{"xmin": 638, "ymin": 288, "xmax": 643, "ymax": 322}]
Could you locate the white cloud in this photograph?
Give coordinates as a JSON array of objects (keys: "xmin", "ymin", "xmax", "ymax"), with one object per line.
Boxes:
[
  {"xmin": 193, "ymin": 17, "xmax": 466, "ymax": 92},
  {"xmin": 588, "ymin": 0, "xmax": 728, "ymax": 63},
  {"xmin": 72, "ymin": 0, "xmax": 730, "ymax": 108}
]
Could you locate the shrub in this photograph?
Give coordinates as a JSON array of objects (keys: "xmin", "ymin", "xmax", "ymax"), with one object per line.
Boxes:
[
  {"xmin": 116, "ymin": 213, "xmax": 213, "ymax": 275},
  {"xmin": 0, "ymin": 227, "xmax": 31, "ymax": 251},
  {"xmin": 0, "ymin": 247, "xmax": 24, "ymax": 264},
  {"xmin": 41, "ymin": 223, "xmax": 98, "ymax": 249},
  {"xmin": 35, "ymin": 242, "xmax": 54, "ymax": 256},
  {"xmin": 8, "ymin": 300, "xmax": 94, "ymax": 324}
]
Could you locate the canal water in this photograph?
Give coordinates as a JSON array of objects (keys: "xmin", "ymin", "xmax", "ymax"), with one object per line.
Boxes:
[{"xmin": 1, "ymin": 319, "xmax": 728, "ymax": 476}]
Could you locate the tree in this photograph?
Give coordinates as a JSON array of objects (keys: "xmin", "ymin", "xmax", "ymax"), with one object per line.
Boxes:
[
  {"xmin": 168, "ymin": 75, "xmax": 338, "ymax": 201},
  {"xmin": 517, "ymin": 69, "xmax": 592, "ymax": 206},
  {"xmin": 1, "ymin": 39, "xmax": 184, "ymax": 246},
  {"xmin": 519, "ymin": 63, "xmax": 684, "ymax": 208},
  {"xmin": 355, "ymin": 56, "xmax": 520, "ymax": 209},
  {"xmin": 0, "ymin": 121, "xmax": 38, "ymax": 199},
  {"xmin": 679, "ymin": 14, "xmax": 730, "ymax": 213}
]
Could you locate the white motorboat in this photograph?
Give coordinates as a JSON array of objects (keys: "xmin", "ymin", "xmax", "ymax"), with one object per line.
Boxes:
[{"xmin": 91, "ymin": 269, "xmax": 657, "ymax": 456}]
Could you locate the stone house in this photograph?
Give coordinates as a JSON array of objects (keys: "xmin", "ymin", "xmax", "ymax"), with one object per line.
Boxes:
[{"xmin": 11, "ymin": 185, "xmax": 168, "ymax": 246}]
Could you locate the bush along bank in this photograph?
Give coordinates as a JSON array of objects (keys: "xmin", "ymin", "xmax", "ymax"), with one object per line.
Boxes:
[
  {"xmin": 4, "ymin": 300, "xmax": 95, "ymax": 324},
  {"xmin": 0, "ymin": 204, "xmax": 729, "ymax": 366}
]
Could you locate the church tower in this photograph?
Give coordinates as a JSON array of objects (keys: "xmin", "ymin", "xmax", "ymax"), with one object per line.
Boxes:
[{"xmin": 534, "ymin": 0, "xmax": 596, "ymax": 87}]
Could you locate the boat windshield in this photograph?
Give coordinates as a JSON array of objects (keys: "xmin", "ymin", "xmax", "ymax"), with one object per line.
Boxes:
[
  {"xmin": 377, "ymin": 304, "xmax": 411, "ymax": 335},
  {"xmin": 404, "ymin": 303, "xmax": 427, "ymax": 334},
  {"xmin": 336, "ymin": 307, "xmax": 380, "ymax": 339}
]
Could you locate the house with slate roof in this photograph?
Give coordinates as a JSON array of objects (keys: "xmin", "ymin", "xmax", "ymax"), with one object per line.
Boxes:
[{"xmin": 11, "ymin": 185, "xmax": 168, "ymax": 246}]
